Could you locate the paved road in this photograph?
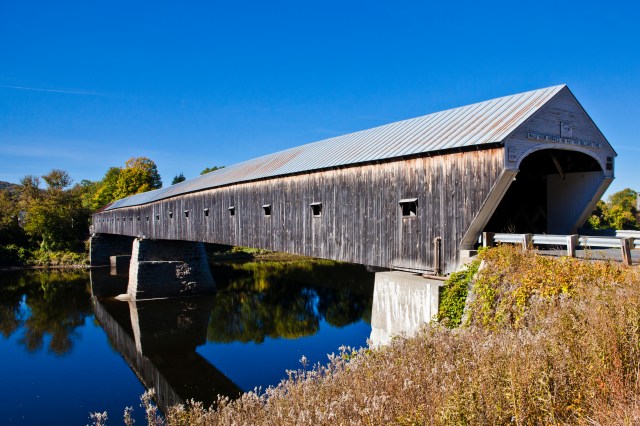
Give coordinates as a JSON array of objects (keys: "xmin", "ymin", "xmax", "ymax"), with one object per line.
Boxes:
[{"xmin": 537, "ymin": 247, "xmax": 640, "ymax": 264}]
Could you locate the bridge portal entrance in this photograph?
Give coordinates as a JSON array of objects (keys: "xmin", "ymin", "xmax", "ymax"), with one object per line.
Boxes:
[{"xmin": 484, "ymin": 149, "xmax": 604, "ymax": 235}]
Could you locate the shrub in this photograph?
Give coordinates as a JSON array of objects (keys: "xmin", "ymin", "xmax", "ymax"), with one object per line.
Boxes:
[
  {"xmin": 101, "ymin": 247, "xmax": 640, "ymax": 425},
  {"xmin": 437, "ymin": 258, "xmax": 480, "ymax": 327},
  {"xmin": 0, "ymin": 244, "xmax": 30, "ymax": 266}
]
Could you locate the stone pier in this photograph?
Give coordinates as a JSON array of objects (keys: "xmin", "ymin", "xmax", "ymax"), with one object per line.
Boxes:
[
  {"xmin": 90, "ymin": 234, "xmax": 136, "ymax": 266},
  {"xmin": 127, "ymin": 238, "xmax": 215, "ymax": 300}
]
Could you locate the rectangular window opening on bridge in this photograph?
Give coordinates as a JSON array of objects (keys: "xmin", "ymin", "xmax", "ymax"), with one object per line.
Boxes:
[
  {"xmin": 155, "ymin": 214, "xmax": 160, "ymax": 221},
  {"xmin": 130, "ymin": 217, "xmax": 133, "ymax": 221},
  {"xmin": 311, "ymin": 202, "xmax": 322, "ymax": 217},
  {"xmin": 262, "ymin": 204, "xmax": 272, "ymax": 217},
  {"xmin": 399, "ymin": 198, "xmax": 418, "ymax": 217},
  {"xmin": 184, "ymin": 210, "xmax": 189, "ymax": 218},
  {"xmin": 122, "ymin": 216, "xmax": 125, "ymax": 221},
  {"xmin": 136, "ymin": 216, "xmax": 140, "ymax": 221},
  {"xmin": 145, "ymin": 216, "xmax": 149, "ymax": 222},
  {"xmin": 606, "ymin": 156, "xmax": 613, "ymax": 171},
  {"xmin": 204, "ymin": 208, "xmax": 209, "ymax": 217},
  {"xmin": 228, "ymin": 206, "xmax": 236, "ymax": 216},
  {"xmin": 169, "ymin": 211, "xmax": 173, "ymax": 219}
]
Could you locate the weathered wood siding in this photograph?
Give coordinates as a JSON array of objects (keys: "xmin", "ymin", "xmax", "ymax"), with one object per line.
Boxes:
[
  {"xmin": 504, "ymin": 86, "xmax": 614, "ymax": 176},
  {"xmin": 93, "ymin": 148, "xmax": 505, "ymax": 273}
]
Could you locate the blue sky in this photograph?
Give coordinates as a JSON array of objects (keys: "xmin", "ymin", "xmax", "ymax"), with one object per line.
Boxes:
[{"xmin": 0, "ymin": 1, "xmax": 638, "ymax": 196}]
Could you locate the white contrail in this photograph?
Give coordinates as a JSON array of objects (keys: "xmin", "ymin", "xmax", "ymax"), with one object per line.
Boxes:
[{"xmin": 0, "ymin": 84, "xmax": 109, "ymax": 97}]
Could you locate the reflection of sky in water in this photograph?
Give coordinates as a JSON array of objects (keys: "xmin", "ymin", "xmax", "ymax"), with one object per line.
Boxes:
[
  {"xmin": 198, "ymin": 318, "xmax": 371, "ymax": 391},
  {"xmin": 0, "ymin": 262, "xmax": 376, "ymax": 425},
  {"xmin": 1, "ymin": 315, "xmax": 146, "ymax": 425}
]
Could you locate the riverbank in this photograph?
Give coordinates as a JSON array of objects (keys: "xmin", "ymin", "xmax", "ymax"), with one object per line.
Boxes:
[
  {"xmin": 0, "ymin": 245, "xmax": 89, "ymax": 271},
  {"xmin": 0, "ymin": 244, "xmax": 307, "ymax": 272},
  {"xmin": 99, "ymin": 245, "xmax": 640, "ymax": 425}
]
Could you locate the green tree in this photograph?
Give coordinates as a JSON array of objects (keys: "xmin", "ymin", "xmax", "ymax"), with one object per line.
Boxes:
[
  {"xmin": 587, "ymin": 188, "xmax": 639, "ymax": 230},
  {"xmin": 21, "ymin": 170, "xmax": 91, "ymax": 251},
  {"xmin": 42, "ymin": 169, "xmax": 72, "ymax": 190},
  {"xmin": 171, "ymin": 172, "xmax": 186, "ymax": 185},
  {"xmin": 91, "ymin": 167, "xmax": 122, "ymax": 210},
  {"xmin": 89, "ymin": 158, "xmax": 162, "ymax": 210},
  {"xmin": 19, "ymin": 175, "xmax": 41, "ymax": 203},
  {"xmin": 0, "ymin": 189, "xmax": 25, "ymax": 245},
  {"xmin": 113, "ymin": 157, "xmax": 162, "ymax": 200},
  {"xmin": 200, "ymin": 166, "xmax": 225, "ymax": 175},
  {"xmin": 75, "ymin": 179, "xmax": 99, "ymax": 210}
]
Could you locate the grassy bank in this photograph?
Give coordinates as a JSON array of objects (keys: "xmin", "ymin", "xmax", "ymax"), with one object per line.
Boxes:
[
  {"xmin": 98, "ymin": 246, "xmax": 640, "ymax": 425},
  {"xmin": 0, "ymin": 244, "xmax": 89, "ymax": 269}
]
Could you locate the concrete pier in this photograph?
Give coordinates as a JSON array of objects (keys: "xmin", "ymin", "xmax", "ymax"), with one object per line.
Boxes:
[{"xmin": 369, "ymin": 271, "xmax": 444, "ymax": 346}]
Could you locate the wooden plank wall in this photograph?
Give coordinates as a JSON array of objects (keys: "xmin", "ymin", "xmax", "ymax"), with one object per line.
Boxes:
[
  {"xmin": 93, "ymin": 147, "xmax": 504, "ymax": 273},
  {"xmin": 504, "ymin": 86, "xmax": 615, "ymax": 176}
]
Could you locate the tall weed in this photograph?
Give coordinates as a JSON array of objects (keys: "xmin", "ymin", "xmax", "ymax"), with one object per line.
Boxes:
[{"xmin": 105, "ymin": 246, "xmax": 640, "ymax": 425}]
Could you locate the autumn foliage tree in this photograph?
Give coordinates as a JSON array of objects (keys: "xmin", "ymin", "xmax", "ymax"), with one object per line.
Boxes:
[
  {"xmin": 89, "ymin": 157, "xmax": 162, "ymax": 210},
  {"xmin": 114, "ymin": 157, "xmax": 162, "ymax": 199}
]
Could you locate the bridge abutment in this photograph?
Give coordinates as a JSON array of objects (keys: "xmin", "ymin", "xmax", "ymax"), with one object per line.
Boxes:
[
  {"xmin": 369, "ymin": 271, "xmax": 444, "ymax": 346},
  {"xmin": 127, "ymin": 238, "xmax": 215, "ymax": 300}
]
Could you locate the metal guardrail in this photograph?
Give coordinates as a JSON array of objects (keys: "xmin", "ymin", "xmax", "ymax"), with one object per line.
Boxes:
[
  {"xmin": 577, "ymin": 229, "xmax": 640, "ymax": 249},
  {"xmin": 487, "ymin": 232, "xmax": 636, "ymax": 265},
  {"xmin": 615, "ymin": 232, "xmax": 640, "ymax": 248},
  {"xmin": 580, "ymin": 236, "xmax": 625, "ymax": 248}
]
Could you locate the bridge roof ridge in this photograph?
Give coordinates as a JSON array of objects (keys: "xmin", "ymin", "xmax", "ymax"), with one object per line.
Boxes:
[{"xmin": 106, "ymin": 84, "xmax": 566, "ymax": 210}]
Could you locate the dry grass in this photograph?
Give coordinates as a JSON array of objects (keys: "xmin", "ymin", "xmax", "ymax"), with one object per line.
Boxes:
[{"xmin": 99, "ymin": 246, "xmax": 640, "ymax": 425}]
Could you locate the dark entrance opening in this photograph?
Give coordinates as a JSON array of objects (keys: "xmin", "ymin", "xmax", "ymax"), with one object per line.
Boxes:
[{"xmin": 484, "ymin": 149, "xmax": 602, "ymax": 234}]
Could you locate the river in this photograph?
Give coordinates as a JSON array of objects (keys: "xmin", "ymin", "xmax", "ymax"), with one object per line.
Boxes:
[{"xmin": 0, "ymin": 259, "xmax": 380, "ymax": 425}]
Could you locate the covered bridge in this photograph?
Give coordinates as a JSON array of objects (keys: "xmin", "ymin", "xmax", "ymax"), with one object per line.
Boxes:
[{"xmin": 92, "ymin": 85, "xmax": 615, "ymax": 274}]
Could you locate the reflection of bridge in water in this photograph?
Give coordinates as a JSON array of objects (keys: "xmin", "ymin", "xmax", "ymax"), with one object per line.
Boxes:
[
  {"xmin": 91, "ymin": 268, "xmax": 241, "ymax": 412},
  {"xmin": 91, "ymin": 259, "xmax": 449, "ymax": 408}
]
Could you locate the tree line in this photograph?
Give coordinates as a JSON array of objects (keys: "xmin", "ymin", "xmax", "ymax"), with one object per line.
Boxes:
[
  {"xmin": 0, "ymin": 158, "xmax": 637, "ymax": 267},
  {"xmin": 0, "ymin": 158, "xmax": 224, "ymax": 266}
]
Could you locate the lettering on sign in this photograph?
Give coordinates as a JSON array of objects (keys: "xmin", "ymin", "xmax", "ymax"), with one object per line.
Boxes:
[{"xmin": 527, "ymin": 132, "xmax": 602, "ymax": 149}]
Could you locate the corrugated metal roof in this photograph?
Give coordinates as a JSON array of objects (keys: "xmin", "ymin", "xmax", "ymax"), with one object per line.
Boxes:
[{"xmin": 106, "ymin": 85, "xmax": 565, "ymax": 210}]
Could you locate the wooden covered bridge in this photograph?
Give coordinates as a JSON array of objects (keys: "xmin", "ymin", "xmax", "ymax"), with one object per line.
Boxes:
[{"xmin": 91, "ymin": 85, "xmax": 616, "ymax": 297}]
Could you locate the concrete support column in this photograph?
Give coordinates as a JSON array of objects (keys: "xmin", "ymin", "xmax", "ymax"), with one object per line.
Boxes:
[
  {"xmin": 90, "ymin": 234, "xmax": 136, "ymax": 266},
  {"xmin": 369, "ymin": 271, "xmax": 444, "ymax": 347},
  {"xmin": 127, "ymin": 238, "xmax": 215, "ymax": 300}
]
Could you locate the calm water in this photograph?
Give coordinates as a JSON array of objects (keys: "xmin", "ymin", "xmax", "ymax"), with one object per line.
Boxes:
[{"xmin": 0, "ymin": 260, "xmax": 378, "ymax": 425}]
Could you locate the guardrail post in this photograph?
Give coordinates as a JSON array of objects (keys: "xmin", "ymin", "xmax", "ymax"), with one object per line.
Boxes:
[
  {"xmin": 523, "ymin": 233, "xmax": 533, "ymax": 251},
  {"xmin": 567, "ymin": 234, "xmax": 579, "ymax": 257},
  {"xmin": 621, "ymin": 237, "xmax": 633, "ymax": 266},
  {"xmin": 483, "ymin": 232, "xmax": 495, "ymax": 248}
]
